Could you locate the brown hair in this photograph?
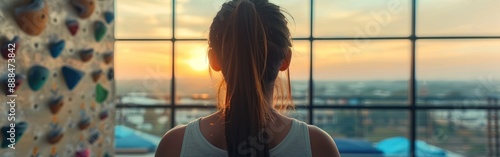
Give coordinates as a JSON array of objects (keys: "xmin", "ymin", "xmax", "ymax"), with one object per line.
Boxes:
[{"xmin": 208, "ymin": 0, "xmax": 293, "ymax": 156}]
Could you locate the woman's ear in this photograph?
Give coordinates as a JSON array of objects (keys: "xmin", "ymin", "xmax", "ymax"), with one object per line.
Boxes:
[
  {"xmin": 279, "ymin": 48, "xmax": 292, "ymax": 71},
  {"xmin": 208, "ymin": 49, "xmax": 221, "ymax": 71}
]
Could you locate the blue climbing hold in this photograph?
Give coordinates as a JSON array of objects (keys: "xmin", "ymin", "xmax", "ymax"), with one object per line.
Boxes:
[
  {"xmin": 79, "ymin": 48, "xmax": 94, "ymax": 62},
  {"xmin": 88, "ymin": 129, "xmax": 100, "ymax": 144},
  {"xmin": 107, "ymin": 68, "xmax": 113, "ymax": 81},
  {"xmin": 62, "ymin": 66, "xmax": 85, "ymax": 90},
  {"xmin": 1, "ymin": 36, "xmax": 20, "ymax": 60},
  {"xmin": 1, "ymin": 122, "xmax": 28, "ymax": 148},
  {"xmin": 104, "ymin": 152, "xmax": 111, "ymax": 157},
  {"xmin": 28, "ymin": 65, "xmax": 49, "ymax": 91},
  {"xmin": 94, "ymin": 21, "xmax": 106, "ymax": 42},
  {"xmin": 103, "ymin": 11, "xmax": 114, "ymax": 24},
  {"xmin": 96, "ymin": 83, "xmax": 108, "ymax": 103},
  {"xmin": 49, "ymin": 40, "xmax": 65, "ymax": 58}
]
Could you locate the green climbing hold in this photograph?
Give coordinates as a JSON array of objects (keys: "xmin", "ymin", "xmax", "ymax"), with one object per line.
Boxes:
[
  {"xmin": 94, "ymin": 21, "xmax": 106, "ymax": 42},
  {"xmin": 27, "ymin": 65, "xmax": 49, "ymax": 91},
  {"xmin": 95, "ymin": 83, "xmax": 108, "ymax": 103}
]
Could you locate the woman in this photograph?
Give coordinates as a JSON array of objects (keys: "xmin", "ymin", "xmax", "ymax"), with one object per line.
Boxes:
[{"xmin": 155, "ymin": 0, "xmax": 340, "ymax": 156}]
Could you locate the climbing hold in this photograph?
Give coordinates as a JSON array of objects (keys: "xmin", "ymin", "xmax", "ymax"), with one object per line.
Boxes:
[
  {"xmin": 49, "ymin": 40, "xmax": 65, "ymax": 58},
  {"xmin": 1, "ymin": 36, "xmax": 20, "ymax": 60},
  {"xmin": 103, "ymin": 152, "xmax": 111, "ymax": 157},
  {"xmin": 79, "ymin": 48, "xmax": 94, "ymax": 62},
  {"xmin": 78, "ymin": 115, "xmax": 91, "ymax": 130},
  {"xmin": 47, "ymin": 127, "xmax": 64, "ymax": 144},
  {"xmin": 99, "ymin": 109, "xmax": 109, "ymax": 120},
  {"xmin": 107, "ymin": 68, "xmax": 113, "ymax": 81},
  {"xmin": 48, "ymin": 95, "xmax": 64, "ymax": 114},
  {"xmin": 2, "ymin": 74, "xmax": 25, "ymax": 95},
  {"xmin": 71, "ymin": 0, "xmax": 95, "ymax": 19},
  {"xmin": 66, "ymin": 19, "xmax": 79, "ymax": 36},
  {"xmin": 94, "ymin": 21, "xmax": 106, "ymax": 42},
  {"xmin": 14, "ymin": 0, "xmax": 49, "ymax": 35},
  {"xmin": 62, "ymin": 66, "xmax": 85, "ymax": 90},
  {"xmin": 103, "ymin": 11, "xmax": 114, "ymax": 24},
  {"xmin": 75, "ymin": 148, "xmax": 90, "ymax": 157},
  {"xmin": 1, "ymin": 122, "xmax": 28, "ymax": 148},
  {"xmin": 102, "ymin": 52, "xmax": 113, "ymax": 64},
  {"xmin": 91, "ymin": 70, "xmax": 103, "ymax": 82},
  {"xmin": 95, "ymin": 83, "xmax": 108, "ymax": 103},
  {"xmin": 87, "ymin": 129, "xmax": 100, "ymax": 144},
  {"xmin": 28, "ymin": 65, "xmax": 49, "ymax": 91}
]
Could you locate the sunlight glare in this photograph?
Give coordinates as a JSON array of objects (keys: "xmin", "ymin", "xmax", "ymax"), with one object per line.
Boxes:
[{"xmin": 187, "ymin": 47, "xmax": 209, "ymax": 72}]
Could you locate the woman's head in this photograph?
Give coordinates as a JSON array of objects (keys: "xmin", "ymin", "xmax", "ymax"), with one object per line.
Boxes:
[
  {"xmin": 207, "ymin": 0, "xmax": 292, "ymax": 156},
  {"xmin": 208, "ymin": 0, "xmax": 292, "ymax": 83}
]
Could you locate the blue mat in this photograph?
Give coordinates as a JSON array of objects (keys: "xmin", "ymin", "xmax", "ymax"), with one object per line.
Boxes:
[
  {"xmin": 376, "ymin": 136, "xmax": 446, "ymax": 157},
  {"xmin": 115, "ymin": 125, "xmax": 157, "ymax": 152},
  {"xmin": 335, "ymin": 138, "xmax": 384, "ymax": 154}
]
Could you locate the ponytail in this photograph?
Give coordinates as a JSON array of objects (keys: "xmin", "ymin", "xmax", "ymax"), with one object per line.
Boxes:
[{"xmin": 221, "ymin": 1, "xmax": 270, "ymax": 156}]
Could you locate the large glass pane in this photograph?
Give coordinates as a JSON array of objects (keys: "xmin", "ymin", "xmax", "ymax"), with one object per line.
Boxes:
[
  {"xmin": 317, "ymin": 109, "xmax": 408, "ymax": 157},
  {"xmin": 417, "ymin": 0, "xmax": 500, "ymax": 36},
  {"xmin": 115, "ymin": 108, "xmax": 170, "ymax": 155},
  {"xmin": 115, "ymin": 42, "xmax": 172, "ymax": 105},
  {"xmin": 314, "ymin": 0, "xmax": 411, "ymax": 37},
  {"xmin": 417, "ymin": 110, "xmax": 495, "ymax": 157},
  {"xmin": 116, "ymin": 0, "xmax": 172, "ymax": 39},
  {"xmin": 175, "ymin": 108, "xmax": 216, "ymax": 126},
  {"xmin": 313, "ymin": 40, "xmax": 410, "ymax": 106},
  {"xmin": 416, "ymin": 40, "xmax": 500, "ymax": 106},
  {"xmin": 289, "ymin": 41, "xmax": 310, "ymax": 106},
  {"xmin": 174, "ymin": 41, "xmax": 214, "ymax": 105},
  {"xmin": 271, "ymin": 0, "xmax": 310, "ymax": 38},
  {"xmin": 175, "ymin": 0, "xmax": 218, "ymax": 38},
  {"xmin": 285, "ymin": 109, "xmax": 309, "ymax": 123}
]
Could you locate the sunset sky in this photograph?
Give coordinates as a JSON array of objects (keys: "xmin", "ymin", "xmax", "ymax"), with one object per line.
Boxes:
[{"xmin": 114, "ymin": 0, "xmax": 500, "ymax": 83}]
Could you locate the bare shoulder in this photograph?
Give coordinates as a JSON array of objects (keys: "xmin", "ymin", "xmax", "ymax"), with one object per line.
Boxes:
[
  {"xmin": 155, "ymin": 125, "xmax": 187, "ymax": 157},
  {"xmin": 308, "ymin": 125, "xmax": 341, "ymax": 157}
]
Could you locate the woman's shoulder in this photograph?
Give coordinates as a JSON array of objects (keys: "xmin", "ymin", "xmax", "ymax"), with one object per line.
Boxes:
[
  {"xmin": 155, "ymin": 125, "xmax": 187, "ymax": 157},
  {"xmin": 307, "ymin": 125, "xmax": 341, "ymax": 157}
]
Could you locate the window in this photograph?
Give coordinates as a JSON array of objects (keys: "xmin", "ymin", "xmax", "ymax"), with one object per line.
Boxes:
[{"xmin": 115, "ymin": 0, "xmax": 500, "ymax": 156}]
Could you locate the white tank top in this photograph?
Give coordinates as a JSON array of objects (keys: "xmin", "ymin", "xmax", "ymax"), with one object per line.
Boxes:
[{"xmin": 180, "ymin": 118, "xmax": 313, "ymax": 157}]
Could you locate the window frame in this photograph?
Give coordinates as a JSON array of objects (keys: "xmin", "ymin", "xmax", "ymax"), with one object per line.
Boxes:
[{"xmin": 115, "ymin": 0, "xmax": 500, "ymax": 156}]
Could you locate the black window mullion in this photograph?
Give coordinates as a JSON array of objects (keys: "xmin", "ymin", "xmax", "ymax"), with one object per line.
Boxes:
[
  {"xmin": 308, "ymin": 0, "xmax": 314, "ymax": 125},
  {"xmin": 409, "ymin": 0, "xmax": 417, "ymax": 157},
  {"xmin": 170, "ymin": 0, "xmax": 176, "ymax": 128}
]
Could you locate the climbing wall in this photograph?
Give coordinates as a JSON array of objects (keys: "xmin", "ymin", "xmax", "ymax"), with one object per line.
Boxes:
[{"xmin": 0, "ymin": 0, "xmax": 115, "ymax": 156}]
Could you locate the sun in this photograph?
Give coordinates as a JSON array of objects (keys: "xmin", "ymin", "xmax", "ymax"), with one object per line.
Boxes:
[{"xmin": 186, "ymin": 47, "xmax": 209, "ymax": 72}]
